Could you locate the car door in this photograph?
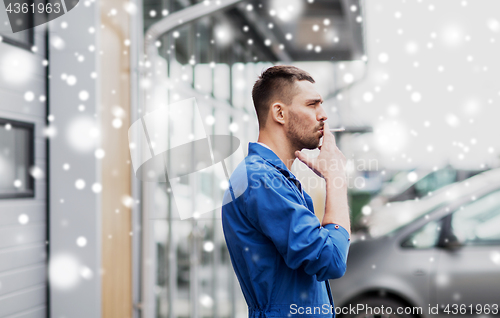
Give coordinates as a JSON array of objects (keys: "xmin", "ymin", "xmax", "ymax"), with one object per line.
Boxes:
[
  {"xmin": 433, "ymin": 188, "xmax": 500, "ymax": 310},
  {"xmin": 398, "ymin": 219, "xmax": 442, "ymax": 308}
]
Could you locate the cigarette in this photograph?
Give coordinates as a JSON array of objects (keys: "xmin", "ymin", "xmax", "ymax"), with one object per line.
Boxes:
[{"xmin": 329, "ymin": 128, "xmax": 345, "ymax": 132}]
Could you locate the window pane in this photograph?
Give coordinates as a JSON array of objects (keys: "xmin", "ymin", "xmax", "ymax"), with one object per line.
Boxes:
[
  {"xmin": 402, "ymin": 220, "xmax": 441, "ymax": 249},
  {"xmin": 452, "ymin": 189, "xmax": 500, "ymax": 245},
  {"xmin": 0, "ymin": 120, "xmax": 34, "ymax": 198},
  {"xmin": 415, "ymin": 168, "xmax": 457, "ymax": 197},
  {"xmin": 0, "ymin": 7, "xmax": 33, "ymax": 47}
]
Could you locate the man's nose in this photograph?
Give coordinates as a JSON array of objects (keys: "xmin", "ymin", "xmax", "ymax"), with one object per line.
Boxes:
[{"xmin": 317, "ymin": 104, "xmax": 328, "ymax": 122}]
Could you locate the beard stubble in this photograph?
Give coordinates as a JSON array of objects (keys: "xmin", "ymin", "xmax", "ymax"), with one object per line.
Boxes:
[{"xmin": 286, "ymin": 109, "xmax": 321, "ymax": 151}]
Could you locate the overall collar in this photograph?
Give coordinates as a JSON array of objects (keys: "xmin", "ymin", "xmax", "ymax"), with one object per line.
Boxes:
[{"xmin": 248, "ymin": 142, "xmax": 300, "ymax": 186}]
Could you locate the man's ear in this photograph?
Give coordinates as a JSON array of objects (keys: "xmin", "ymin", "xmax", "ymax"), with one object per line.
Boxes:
[{"xmin": 270, "ymin": 102, "xmax": 286, "ymax": 125}]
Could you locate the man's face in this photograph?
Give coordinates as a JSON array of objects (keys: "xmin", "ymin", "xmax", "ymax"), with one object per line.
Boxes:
[{"xmin": 285, "ymin": 80, "xmax": 327, "ymax": 150}]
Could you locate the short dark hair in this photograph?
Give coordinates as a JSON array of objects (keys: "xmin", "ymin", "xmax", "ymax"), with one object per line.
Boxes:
[{"xmin": 252, "ymin": 65, "xmax": 315, "ymax": 129}]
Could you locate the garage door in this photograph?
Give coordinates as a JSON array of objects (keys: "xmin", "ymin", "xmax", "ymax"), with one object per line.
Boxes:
[{"xmin": 0, "ymin": 27, "xmax": 48, "ymax": 317}]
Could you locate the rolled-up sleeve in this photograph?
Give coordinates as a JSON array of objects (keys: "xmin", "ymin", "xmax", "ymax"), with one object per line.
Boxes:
[{"xmin": 245, "ymin": 173, "xmax": 350, "ymax": 281}]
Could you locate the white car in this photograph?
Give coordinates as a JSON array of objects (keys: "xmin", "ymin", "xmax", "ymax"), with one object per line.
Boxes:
[{"xmin": 331, "ymin": 168, "xmax": 500, "ymax": 318}]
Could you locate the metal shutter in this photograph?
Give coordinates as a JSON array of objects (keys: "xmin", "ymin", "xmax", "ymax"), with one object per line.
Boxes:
[{"xmin": 0, "ymin": 34, "xmax": 48, "ymax": 317}]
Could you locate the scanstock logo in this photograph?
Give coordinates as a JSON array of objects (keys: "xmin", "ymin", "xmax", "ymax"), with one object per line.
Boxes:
[
  {"xmin": 128, "ymin": 98, "xmax": 247, "ymax": 220},
  {"xmin": 3, "ymin": 0, "xmax": 79, "ymax": 33}
]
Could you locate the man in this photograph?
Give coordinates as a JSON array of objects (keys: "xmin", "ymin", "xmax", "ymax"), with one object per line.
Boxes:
[{"xmin": 221, "ymin": 65, "xmax": 351, "ymax": 317}]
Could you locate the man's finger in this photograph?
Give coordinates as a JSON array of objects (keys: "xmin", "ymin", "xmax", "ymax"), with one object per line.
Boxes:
[
  {"xmin": 322, "ymin": 122, "xmax": 337, "ymax": 147},
  {"xmin": 295, "ymin": 151, "xmax": 314, "ymax": 170}
]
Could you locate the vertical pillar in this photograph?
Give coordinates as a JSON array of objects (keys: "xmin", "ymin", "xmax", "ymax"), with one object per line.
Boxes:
[{"xmin": 99, "ymin": 0, "xmax": 133, "ymax": 316}]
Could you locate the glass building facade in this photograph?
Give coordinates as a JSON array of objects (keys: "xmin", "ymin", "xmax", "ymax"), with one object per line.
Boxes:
[
  {"xmin": 138, "ymin": 1, "xmax": 366, "ymax": 317},
  {"xmin": 142, "ymin": 2, "xmax": 275, "ymax": 318}
]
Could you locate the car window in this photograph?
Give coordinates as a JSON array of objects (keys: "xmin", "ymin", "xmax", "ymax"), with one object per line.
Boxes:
[
  {"xmin": 414, "ymin": 168, "xmax": 457, "ymax": 197},
  {"xmin": 401, "ymin": 220, "xmax": 441, "ymax": 249},
  {"xmin": 451, "ymin": 189, "xmax": 500, "ymax": 246},
  {"xmin": 380, "ymin": 170, "xmax": 417, "ymax": 196}
]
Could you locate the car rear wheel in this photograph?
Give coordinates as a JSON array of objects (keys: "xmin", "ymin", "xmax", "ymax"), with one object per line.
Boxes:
[{"xmin": 339, "ymin": 297, "xmax": 418, "ymax": 318}]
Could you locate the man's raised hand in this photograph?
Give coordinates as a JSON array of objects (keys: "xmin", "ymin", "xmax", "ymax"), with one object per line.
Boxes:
[{"xmin": 294, "ymin": 122, "xmax": 347, "ymax": 183}]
